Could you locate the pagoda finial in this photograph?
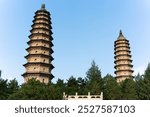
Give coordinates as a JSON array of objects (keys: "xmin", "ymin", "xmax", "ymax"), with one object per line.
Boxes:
[
  {"xmin": 117, "ymin": 30, "xmax": 125, "ymax": 39},
  {"xmin": 119, "ymin": 30, "xmax": 123, "ymax": 36},
  {"xmin": 41, "ymin": 4, "xmax": 45, "ymax": 10},
  {"xmin": 118, "ymin": 29, "xmax": 124, "ymax": 37}
]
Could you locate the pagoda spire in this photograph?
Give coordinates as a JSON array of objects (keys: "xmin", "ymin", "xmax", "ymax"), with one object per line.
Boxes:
[
  {"xmin": 119, "ymin": 30, "xmax": 122, "ymax": 36},
  {"xmin": 118, "ymin": 30, "xmax": 125, "ymax": 39},
  {"xmin": 41, "ymin": 3, "xmax": 45, "ymax": 10}
]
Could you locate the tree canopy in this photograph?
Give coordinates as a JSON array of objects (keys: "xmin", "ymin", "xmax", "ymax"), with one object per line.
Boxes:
[{"xmin": 0, "ymin": 61, "xmax": 150, "ymax": 100}]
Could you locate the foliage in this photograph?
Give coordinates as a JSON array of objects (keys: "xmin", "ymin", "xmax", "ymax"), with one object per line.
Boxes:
[
  {"xmin": 85, "ymin": 61, "xmax": 103, "ymax": 95},
  {"xmin": 77, "ymin": 77, "xmax": 86, "ymax": 94},
  {"xmin": 0, "ymin": 78, "xmax": 8, "ymax": 99},
  {"xmin": 0, "ymin": 78, "xmax": 19, "ymax": 99},
  {"xmin": 8, "ymin": 78, "xmax": 19, "ymax": 95},
  {"xmin": 66, "ymin": 76, "xmax": 78, "ymax": 95},
  {"xmin": 1, "ymin": 62, "xmax": 150, "ymax": 100},
  {"xmin": 54, "ymin": 78, "xmax": 66, "ymax": 99},
  {"xmin": 121, "ymin": 79, "xmax": 138, "ymax": 100},
  {"xmin": 134, "ymin": 73, "xmax": 143, "ymax": 81},
  {"xmin": 103, "ymin": 74, "xmax": 122, "ymax": 100},
  {"xmin": 144, "ymin": 63, "xmax": 150, "ymax": 79},
  {"xmin": 9, "ymin": 79, "xmax": 56, "ymax": 100},
  {"xmin": 136, "ymin": 63, "xmax": 150, "ymax": 99}
]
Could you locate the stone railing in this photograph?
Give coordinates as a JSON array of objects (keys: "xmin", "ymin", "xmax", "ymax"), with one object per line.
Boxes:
[{"xmin": 63, "ymin": 92, "xmax": 103, "ymax": 100}]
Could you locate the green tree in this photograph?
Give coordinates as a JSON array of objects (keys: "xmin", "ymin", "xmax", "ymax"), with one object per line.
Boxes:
[
  {"xmin": 8, "ymin": 78, "xmax": 19, "ymax": 96},
  {"xmin": 85, "ymin": 61, "xmax": 102, "ymax": 94},
  {"xmin": 66, "ymin": 76, "xmax": 78, "ymax": 95},
  {"xmin": 135, "ymin": 78, "xmax": 144, "ymax": 99},
  {"xmin": 103, "ymin": 74, "xmax": 122, "ymax": 100},
  {"xmin": 134, "ymin": 73, "xmax": 143, "ymax": 81},
  {"xmin": 54, "ymin": 78, "xmax": 66, "ymax": 99},
  {"xmin": 137, "ymin": 63, "xmax": 150, "ymax": 99},
  {"xmin": 77, "ymin": 77, "xmax": 86, "ymax": 94},
  {"xmin": 9, "ymin": 79, "xmax": 56, "ymax": 100},
  {"xmin": 144, "ymin": 63, "xmax": 150, "ymax": 79},
  {"xmin": 121, "ymin": 79, "xmax": 138, "ymax": 100},
  {"xmin": 0, "ymin": 78, "xmax": 8, "ymax": 99}
]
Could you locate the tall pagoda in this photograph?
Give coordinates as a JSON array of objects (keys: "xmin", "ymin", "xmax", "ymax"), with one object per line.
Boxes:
[
  {"xmin": 114, "ymin": 30, "xmax": 134, "ymax": 83},
  {"xmin": 22, "ymin": 4, "xmax": 54, "ymax": 84}
]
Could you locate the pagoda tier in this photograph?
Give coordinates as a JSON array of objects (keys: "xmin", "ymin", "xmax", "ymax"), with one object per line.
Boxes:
[
  {"xmin": 23, "ymin": 62, "xmax": 54, "ymax": 68},
  {"xmin": 25, "ymin": 54, "xmax": 54, "ymax": 60},
  {"xmin": 114, "ymin": 30, "xmax": 134, "ymax": 83},
  {"xmin": 114, "ymin": 59, "xmax": 133, "ymax": 64},
  {"xmin": 27, "ymin": 40, "xmax": 54, "ymax": 47},
  {"xmin": 22, "ymin": 4, "xmax": 54, "ymax": 84},
  {"xmin": 114, "ymin": 64, "xmax": 133, "ymax": 68},
  {"xmin": 114, "ymin": 54, "xmax": 131, "ymax": 58},
  {"xmin": 26, "ymin": 46, "xmax": 54, "ymax": 53}
]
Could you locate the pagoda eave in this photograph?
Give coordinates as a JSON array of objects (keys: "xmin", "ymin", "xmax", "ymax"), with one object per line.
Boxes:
[
  {"xmin": 30, "ymin": 27, "xmax": 50, "ymax": 33},
  {"xmin": 23, "ymin": 62, "xmax": 51, "ymax": 66},
  {"xmin": 22, "ymin": 72, "xmax": 54, "ymax": 78},
  {"xmin": 31, "ymin": 23, "xmax": 51, "ymax": 29},
  {"xmin": 25, "ymin": 54, "xmax": 52, "ymax": 58},
  {"xmin": 28, "ymin": 32, "xmax": 53, "ymax": 39},
  {"xmin": 32, "ymin": 18, "xmax": 50, "ymax": 23},
  {"xmin": 114, "ymin": 39, "xmax": 129, "ymax": 43},
  {"xmin": 114, "ymin": 42, "xmax": 129, "ymax": 46},
  {"xmin": 115, "ymin": 69, "xmax": 134, "ymax": 74},
  {"xmin": 114, "ymin": 64, "xmax": 133, "ymax": 68},
  {"xmin": 35, "ymin": 10, "xmax": 50, "ymax": 15},
  {"xmin": 114, "ymin": 59, "xmax": 133, "ymax": 63},
  {"xmin": 114, "ymin": 50, "xmax": 131, "ymax": 54},
  {"xmin": 115, "ymin": 75, "xmax": 134, "ymax": 79},
  {"xmin": 115, "ymin": 45, "xmax": 130, "ymax": 49},
  {"xmin": 27, "ymin": 39, "xmax": 51, "ymax": 44},
  {"xmin": 114, "ymin": 54, "xmax": 131, "ymax": 58},
  {"xmin": 26, "ymin": 46, "xmax": 50, "ymax": 51}
]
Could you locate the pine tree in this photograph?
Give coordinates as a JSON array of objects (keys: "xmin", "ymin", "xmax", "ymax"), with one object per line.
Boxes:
[
  {"xmin": 85, "ymin": 61, "xmax": 102, "ymax": 94},
  {"xmin": 9, "ymin": 79, "xmax": 56, "ymax": 99},
  {"xmin": 54, "ymin": 79, "xmax": 66, "ymax": 99},
  {"xmin": 144, "ymin": 63, "xmax": 150, "ymax": 79},
  {"xmin": 103, "ymin": 74, "xmax": 122, "ymax": 100},
  {"xmin": 66, "ymin": 76, "xmax": 78, "ymax": 95},
  {"xmin": 0, "ymin": 78, "xmax": 8, "ymax": 99},
  {"xmin": 134, "ymin": 73, "xmax": 143, "ymax": 81},
  {"xmin": 137, "ymin": 63, "xmax": 150, "ymax": 99},
  {"xmin": 77, "ymin": 77, "xmax": 86, "ymax": 94},
  {"xmin": 8, "ymin": 78, "xmax": 19, "ymax": 95},
  {"xmin": 121, "ymin": 79, "xmax": 138, "ymax": 100}
]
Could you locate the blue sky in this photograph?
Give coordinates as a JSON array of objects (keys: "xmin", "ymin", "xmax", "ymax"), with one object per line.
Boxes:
[{"xmin": 0, "ymin": 0, "xmax": 150, "ymax": 83}]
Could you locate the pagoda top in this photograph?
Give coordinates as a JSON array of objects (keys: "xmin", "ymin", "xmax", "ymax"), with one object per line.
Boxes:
[
  {"xmin": 119, "ymin": 30, "xmax": 123, "ymax": 36},
  {"xmin": 117, "ymin": 30, "xmax": 125, "ymax": 40},
  {"xmin": 41, "ymin": 4, "xmax": 46, "ymax": 10}
]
